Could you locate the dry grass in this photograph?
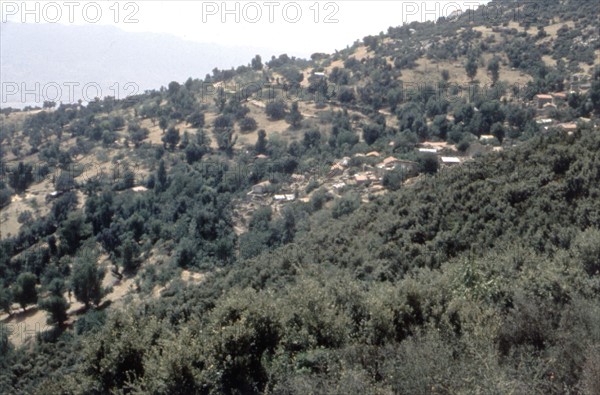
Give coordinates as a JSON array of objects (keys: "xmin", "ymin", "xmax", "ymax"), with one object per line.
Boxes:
[
  {"xmin": 140, "ymin": 118, "xmax": 164, "ymax": 145},
  {"xmin": 472, "ymin": 26, "xmax": 499, "ymax": 40},
  {"xmin": 398, "ymin": 52, "xmax": 532, "ymax": 90},
  {"xmin": 236, "ymin": 100, "xmax": 290, "ymax": 147},
  {"xmin": 1, "ymin": 180, "xmax": 52, "ymax": 239},
  {"xmin": 324, "ymin": 59, "xmax": 344, "ymax": 75},
  {"xmin": 1, "ymin": 306, "xmax": 48, "ymax": 348},
  {"xmin": 542, "ymin": 55, "xmax": 558, "ymax": 67},
  {"xmin": 180, "ymin": 269, "xmax": 205, "ymax": 284},
  {"xmin": 349, "ymin": 45, "xmax": 372, "ymax": 61},
  {"xmin": 544, "ymin": 21, "xmax": 575, "ymax": 37}
]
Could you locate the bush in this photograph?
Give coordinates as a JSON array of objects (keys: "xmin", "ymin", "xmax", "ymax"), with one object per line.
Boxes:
[
  {"xmin": 239, "ymin": 116, "xmax": 258, "ymax": 132},
  {"xmin": 417, "ymin": 154, "xmax": 439, "ymax": 174},
  {"xmin": 572, "ymin": 228, "xmax": 600, "ymax": 275},
  {"xmin": 17, "ymin": 210, "xmax": 33, "ymax": 224},
  {"xmin": 266, "ymin": 100, "xmax": 288, "ymax": 120},
  {"xmin": 337, "ymin": 87, "xmax": 356, "ymax": 103},
  {"xmin": 310, "ymin": 188, "xmax": 330, "ymax": 211},
  {"xmin": 332, "ymin": 194, "xmax": 360, "ymax": 219},
  {"xmin": 382, "ymin": 168, "xmax": 407, "ymax": 191},
  {"xmin": 75, "ymin": 309, "xmax": 107, "ymax": 335},
  {"xmin": 305, "ymin": 178, "xmax": 319, "ymax": 194}
]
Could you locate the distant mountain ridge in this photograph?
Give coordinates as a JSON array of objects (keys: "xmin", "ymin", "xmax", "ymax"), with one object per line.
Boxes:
[{"xmin": 0, "ymin": 22, "xmax": 278, "ymax": 107}]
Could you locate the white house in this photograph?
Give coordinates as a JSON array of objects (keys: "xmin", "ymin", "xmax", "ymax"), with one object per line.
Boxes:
[{"xmin": 440, "ymin": 157, "xmax": 461, "ymax": 165}]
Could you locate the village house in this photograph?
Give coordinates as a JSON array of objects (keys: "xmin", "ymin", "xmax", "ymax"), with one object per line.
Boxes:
[
  {"xmin": 328, "ymin": 163, "xmax": 345, "ymax": 178},
  {"xmin": 570, "ymin": 73, "xmax": 590, "ymax": 91},
  {"xmin": 332, "ymin": 182, "xmax": 346, "ymax": 192},
  {"xmin": 251, "ymin": 180, "xmax": 271, "ymax": 194},
  {"xmin": 535, "ymin": 94, "xmax": 553, "ymax": 109},
  {"xmin": 354, "ymin": 174, "xmax": 370, "ymax": 186},
  {"xmin": 440, "ymin": 156, "xmax": 461, "ymax": 166},
  {"xmin": 418, "ymin": 148, "xmax": 437, "ymax": 154},
  {"xmin": 552, "ymin": 92, "xmax": 567, "ymax": 101},
  {"xmin": 376, "ymin": 157, "xmax": 419, "ymax": 177},
  {"xmin": 536, "ymin": 118, "xmax": 554, "ymax": 125},
  {"xmin": 131, "ymin": 186, "xmax": 148, "ymax": 192},
  {"xmin": 423, "ymin": 141, "xmax": 453, "ymax": 151},
  {"xmin": 273, "ymin": 194, "xmax": 295, "ymax": 202},
  {"xmin": 557, "ymin": 123, "xmax": 577, "ymax": 133},
  {"xmin": 377, "ymin": 156, "xmax": 400, "ymax": 169},
  {"xmin": 538, "ymin": 102, "xmax": 557, "ymax": 117},
  {"xmin": 479, "ymin": 135, "xmax": 495, "ymax": 142}
]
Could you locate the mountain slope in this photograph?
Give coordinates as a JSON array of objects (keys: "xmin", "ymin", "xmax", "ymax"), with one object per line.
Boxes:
[
  {"xmin": 0, "ymin": 0, "xmax": 600, "ymax": 393},
  {"xmin": 14, "ymin": 126, "xmax": 600, "ymax": 394}
]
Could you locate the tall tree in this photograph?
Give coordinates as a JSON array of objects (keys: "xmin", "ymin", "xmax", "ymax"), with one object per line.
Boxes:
[
  {"xmin": 0, "ymin": 282, "xmax": 12, "ymax": 316},
  {"xmin": 466, "ymin": 55, "xmax": 478, "ymax": 82},
  {"xmin": 156, "ymin": 160, "xmax": 168, "ymax": 192},
  {"xmin": 251, "ymin": 54, "xmax": 263, "ymax": 71},
  {"xmin": 590, "ymin": 80, "xmax": 600, "ymax": 114},
  {"xmin": 266, "ymin": 100, "xmax": 288, "ymax": 120},
  {"xmin": 187, "ymin": 111, "xmax": 205, "ymax": 128},
  {"xmin": 120, "ymin": 237, "xmax": 140, "ymax": 274},
  {"xmin": 491, "ymin": 122, "xmax": 505, "ymax": 143},
  {"xmin": 159, "ymin": 117, "xmax": 169, "ymax": 133},
  {"xmin": 286, "ymin": 102, "xmax": 303, "ymax": 129},
  {"xmin": 58, "ymin": 213, "xmax": 90, "ymax": 256},
  {"xmin": 441, "ymin": 69, "xmax": 450, "ymax": 82},
  {"xmin": 362, "ymin": 123, "xmax": 383, "ymax": 145},
  {"xmin": 12, "ymin": 272, "xmax": 38, "ymax": 312},
  {"xmin": 39, "ymin": 295, "xmax": 68, "ymax": 326},
  {"xmin": 8, "ymin": 162, "xmax": 34, "ymax": 193},
  {"xmin": 71, "ymin": 250, "xmax": 106, "ymax": 308},
  {"xmin": 215, "ymin": 128, "xmax": 237, "ymax": 154},
  {"xmin": 487, "ymin": 56, "xmax": 501, "ymax": 86},
  {"xmin": 255, "ymin": 130, "xmax": 268, "ymax": 154},
  {"xmin": 162, "ymin": 127, "xmax": 180, "ymax": 151}
]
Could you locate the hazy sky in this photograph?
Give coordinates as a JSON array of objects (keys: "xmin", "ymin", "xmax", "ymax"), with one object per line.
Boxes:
[{"xmin": 2, "ymin": 1, "xmax": 491, "ymax": 57}]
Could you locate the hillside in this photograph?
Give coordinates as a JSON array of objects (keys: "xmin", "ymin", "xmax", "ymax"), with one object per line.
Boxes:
[{"xmin": 1, "ymin": 0, "xmax": 600, "ymax": 393}]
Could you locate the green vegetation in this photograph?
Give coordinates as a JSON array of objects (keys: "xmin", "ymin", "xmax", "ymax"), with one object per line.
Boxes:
[{"xmin": 0, "ymin": 0, "xmax": 599, "ymax": 392}]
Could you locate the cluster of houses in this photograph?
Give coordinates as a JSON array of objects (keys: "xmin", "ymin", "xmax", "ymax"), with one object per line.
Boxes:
[
  {"xmin": 241, "ymin": 72, "xmax": 600, "ymax": 216},
  {"xmin": 535, "ymin": 116, "xmax": 588, "ymax": 134},
  {"xmin": 570, "ymin": 73, "xmax": 592, "ymax": 92},
  {"xmin": 534, "ymin": 92, "xmax": 568, "ymax": 116},
  {"xmin": 245, "ymin": 152, "xmax": 408, "ymax": 207},
  {"xmin": 534, "ymin": 76, "xmax": 592, "ymax": 115},
  {"xmin": 246, "ymin": 145, "xmax": 467, "ymax": 210},
  {"xmin": 533, "ymin": 88, "xmax": 593, "ymax": 134},
  {"xmin": 417, "ymin": 146, "xmax": 463, "ymax": 166},
  {"xmin": 329, "ymin": 152, "xmax": 418, "ymax": 192}
]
